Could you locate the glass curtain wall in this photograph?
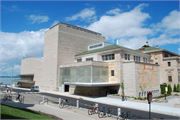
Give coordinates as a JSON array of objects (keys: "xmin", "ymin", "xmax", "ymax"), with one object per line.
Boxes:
[{"xmin": 59, "ymin": 66, "xmax": 108, "ymax": 86}]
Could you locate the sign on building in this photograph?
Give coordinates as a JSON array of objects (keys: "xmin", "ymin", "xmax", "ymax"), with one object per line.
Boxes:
[{"xmin": 144, "ymin": 65, "xmax": 153, "ymax": 70}]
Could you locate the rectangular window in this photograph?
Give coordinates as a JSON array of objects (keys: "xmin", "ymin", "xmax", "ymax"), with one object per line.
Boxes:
[
  {"xmin": 125, "ymin": 54, "xmax": 127, "ymax": 60},
  {"xmin": 102, "ymin": 54, "xmax": 115, "ymax": 61},
  {"xmin": 86, "ymin": 57, "xmax": 93, "ymax": 61},
  {"xmin": 168, "ymin": 76, "xmax": 172, "ymax": 82},
  {"xmin": 143, "ymin": 57, "xmax": 145, "ymax": 62},
  {"xmin": 139, "ymin": 56, "xmax": 140, "ymax": 62},
  {"xmin": 128, "ymin": 54, "xmax": 130, "ymax": 60},
  {"xmin": 168, "ymin": 62, "xmax": 171, "ymax": 66},
  {"xmin": 178, "ymin": 76, "xmax": 180, "ymax": 82},
  {"xmin": 77, "ymin": 59, "xmax": 82, "ymax": 62},
  {"xmin": 134, "ymin": 56, "xmax": 135, "ymax": 61},
  {"xmin": 136, "ymin": 56, "xmax": 138, "ymax": 61},
  {"xmin": 111, "ymin": 70, "xmax": 114, "ymax": 76},
  {"xmin": 155, "ymin": 62, "xmax": 158, "ymax": 65},
  {"xmin": 164, "ymin": 53, "xmax": 168, "ymax": 57}
]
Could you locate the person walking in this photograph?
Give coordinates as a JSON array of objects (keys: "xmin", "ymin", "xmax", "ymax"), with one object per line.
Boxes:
[
  {"xmin": 6, "ymin": 87, "xmax": 8, "ymax": 93},
  {"xmin": 16, "ymin": 92, "xmax": 21, "ymax": 101},
  {"xmin": 122, "ymin": 93, "xmax": 124, "ymax": 101}
]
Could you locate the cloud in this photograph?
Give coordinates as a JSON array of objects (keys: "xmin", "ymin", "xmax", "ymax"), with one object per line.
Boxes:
[
  {"xmin": 28, "ymin": 15, "xmax": 49, "ymax": 24},
  {"xmin": 87, "ymin": 3, "xmax": 151, "ymax": 40},
  {"xmin": 106, "ymin": 8, "xmax": 121, "ymax": 15},
  {"xmin": 65, "ymin": 7, "xmax": 96, "ymax": 22},
  {"xmin": 0, "ymin": 29, "xmax": 48, "ymax": 75},
  {"xmin": 2, "ymin": 5, "xmax": 21, "ymax": 11},
  {"xmin": 51, "ymin": 20, "xmax": 59, "ymax": 27}
]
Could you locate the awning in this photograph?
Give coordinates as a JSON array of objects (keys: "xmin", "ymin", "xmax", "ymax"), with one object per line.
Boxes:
[
  {"xmin": 12, "ymin": 79, "xmax": 35, "ymax": 83},
  {"xmin": 17, "ymin": 74, "xmax": 34, "ymax": 76},
  {"xmin": 64, "ymin": 82, "xmax": 120, "ymax": 87}
]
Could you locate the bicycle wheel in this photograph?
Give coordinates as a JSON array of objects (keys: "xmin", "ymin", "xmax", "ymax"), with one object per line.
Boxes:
[
  {"xmin": 88, "ymin": 109, "xmax": 92, "ymax": 115},
  {"xmin": 59, "ymin": 102, "xmax": 64, "ymax": 109},
  {"xmin": 98, "ymin": 112, "xmax": 103, "ymax": 118}
]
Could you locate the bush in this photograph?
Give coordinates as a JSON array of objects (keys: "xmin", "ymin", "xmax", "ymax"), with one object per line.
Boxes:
[
  {"xmin": 144, "ymin": 97, "xmax": 147, "ymax": 100},
  {"xmin": 173, "ymin": 84, "xmax": 177, "ymax": 92},
  {"xmin": 167, "ymin": 84, "xmax": 172, "ymax": 95},
  {"xmin": 161, "ymin": 85, "xmax": 165, "ymax": 94},
  {"xmin": 138, "ymin": 97, "xmax": 142, "ymax": 100},
  {"xmin": 175, "ymin": 94, "xmax": 179, "ymax": 96},
  {"xmin": 177, "ymin": 84, "xmax": 180, "ymax": 92}
]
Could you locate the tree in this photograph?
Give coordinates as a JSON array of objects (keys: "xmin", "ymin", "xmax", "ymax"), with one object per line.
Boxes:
[
  {"xmin": 173, "ymin": 84, "xmax": 177, "ymax": 92},
  {"xmin": 177, "ymin": 83, "xmax": 180, "ymax": 92},
  {"xmin": 161, "ymin": 85, "xmax": 165, "ymax": 94},
  {"xmin": 120, "ymin": 80, "xmax": 124, "ymax": 94},
  {"xmin": 167, "ymin": 84, "xmax": 172, "ymax": 95}
]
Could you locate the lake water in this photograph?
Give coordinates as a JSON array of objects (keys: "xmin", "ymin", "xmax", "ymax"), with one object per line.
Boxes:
[{"xmin": 0, "ymin": 76, "xmax": 20, "ymax": 85}]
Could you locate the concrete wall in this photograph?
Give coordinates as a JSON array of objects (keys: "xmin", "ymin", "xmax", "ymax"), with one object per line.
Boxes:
[{"xmin": 21, "ymin": 58, "xmax": 43, "ymax": 87}]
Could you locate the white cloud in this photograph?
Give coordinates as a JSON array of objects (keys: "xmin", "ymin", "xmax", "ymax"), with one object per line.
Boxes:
[
  {"xmin": 2, "ymin": 5, "xmax": 21, "ymax": 11},
  {"xmin": 106, "ymin": 8, "xmax": 121, "ymax": 15},
  {"xmin": 51, "ymin": 20, "xmax": 59, "ymax": 27},
  {"xmin": 65, "ymin": 7, "xmax": 96, "ymax": 22},
  {"xmin": 87, "ymin": 3, "xmax": 151, "ymax": 40},
  {"xmin": 28, "ymin": 15, "xmax": 49, "ymax": 24}
]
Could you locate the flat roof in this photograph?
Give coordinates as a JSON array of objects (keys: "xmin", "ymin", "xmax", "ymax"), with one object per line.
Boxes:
[
  {"xmin": 12, "ymin": 80, "xmax": 35, "ymax": 83},
  {"xmin": 64, "ymin": 82, "xmax": 120, "ymax": 87},
  {"xmin": 17, "ymin": 74, "xmax": 34, "ymax": 76}
]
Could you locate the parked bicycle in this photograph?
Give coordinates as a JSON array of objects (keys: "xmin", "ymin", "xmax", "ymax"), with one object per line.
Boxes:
[
  {"xmin": 59, "ymin": 99, "xmax": 68, "ymax": 109},
  {"xmin": 88, "ymin": 103, "xmax": 99, "ymax": 115},
  {"xmin": 98, "ymin": 107, "xmax": 112, "ymax": 118},
  {"xmin": 117, "ymin": 111, "xmax": 131, "ymax": 120},
  {"xmin": 3, "ymin": 94, "xmax": 12, "ymax": 101}
]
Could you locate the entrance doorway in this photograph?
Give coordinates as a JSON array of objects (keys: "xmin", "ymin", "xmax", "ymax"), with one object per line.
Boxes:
[{"xmin": 65, "ymin": 85, "xmax": 69, "ymax": 92}]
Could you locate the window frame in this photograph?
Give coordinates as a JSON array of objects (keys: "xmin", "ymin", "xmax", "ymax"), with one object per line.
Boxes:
[
  {"xmin": 168, "ymin": 62, "xmax": 171, "ymax": 66},
  {"xmin": 168, "ymin": 76, "xmax": 172, "ymax": 82},
  {"xmin": 111, "ymin": 70, "xmax": 114, "ymax": 76}
]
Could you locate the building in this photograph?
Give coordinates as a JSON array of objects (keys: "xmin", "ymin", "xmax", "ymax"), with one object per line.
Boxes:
[
  {"xmin": 15, "ymin": 22, "xmax": 160, "ymax": 97},
  {"xmin": 136, "ymin": 42, "xmax": 180, "ymax": 86}
]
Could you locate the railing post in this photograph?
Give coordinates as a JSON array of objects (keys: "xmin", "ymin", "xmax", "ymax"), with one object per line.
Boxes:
[
  {"xmin": 59, "ymin": 98, "xmax": 61, "ymax": 105},
  {"xmin": 77, "ymin": 100, "xmax": 79, "ymax": 108},
  {"xmin": 118, "ymin": 108, "xmax": 121, "ymax": 116}
]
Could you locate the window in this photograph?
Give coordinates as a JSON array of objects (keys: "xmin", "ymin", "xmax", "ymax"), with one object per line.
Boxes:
[
  {"xmin": 111, "ymin": 70, "xmax": 114, "ymax": 76},
  {"xmin": 136, "ymin": 56, "xmax": 138, "ymax": 61},
  {"xmin": 168, "ymin": 62, "xmax": 171, "ymax": 66},
  {"xmin": 143, "ymin": 57, "xmax": 145, "ymax": 62},
  {"xmin": 134, "ymin": 56, "xmax": 135, "ymax": 61},
  {"xmin": 146, "ymin": 58, "xmax": 147, "ymax": 63},
  {"xmin": 77, "ymin": 59, "xmax": 82, "ymax": 62},
  {"xmin": 155, "ymin": 62, "xmax": 158, "ymax": 65},
  {"xmin": 125, "ymin": 54, "xmax": 127, "ymax": 60},
  {"xmin": 168, "ymin": 76, "xmax": 172, "ymax": 82},
  {"xmin": 139, "ymin": 56, "xmax": 140, "ymax": 62},
  {"xmin": 102, "ymin": 54, "xmax": 114, "ymax": 61},
  {"xmin": 128, "ymin": 54, "xmax": 130, "ymax": 60},
  {"xmin": 86, "ymin": 57, "xmax": 93, "ymax": 61},
  {"xmin": 164, "ymin": 53, "xmax": 168, "ymax": 57}
]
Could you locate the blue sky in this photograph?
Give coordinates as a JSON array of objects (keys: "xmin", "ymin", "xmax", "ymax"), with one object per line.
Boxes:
[{"xmin": 0, "ymin": 1, "xmax": 180, "ymax": 76}]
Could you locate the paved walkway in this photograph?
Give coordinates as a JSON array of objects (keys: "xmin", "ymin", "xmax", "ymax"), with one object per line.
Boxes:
[{"xmin": 1, "ymin": 86, "xmax": 180, "ymax": 119}]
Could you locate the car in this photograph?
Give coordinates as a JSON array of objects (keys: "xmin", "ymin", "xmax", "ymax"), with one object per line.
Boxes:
[{"xmin": 30, "ymin": 86, "xmax": 39, "ymax": 92}]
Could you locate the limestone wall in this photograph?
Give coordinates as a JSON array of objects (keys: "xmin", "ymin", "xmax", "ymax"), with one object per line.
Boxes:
[{"xmin": 21, "ymin": 58, "xmax": 43, "ymax": 87}]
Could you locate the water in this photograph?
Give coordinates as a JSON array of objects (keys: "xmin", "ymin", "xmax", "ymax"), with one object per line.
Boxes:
[{"xmin": 0, "ymin": 76, "xmax": 20, "ymax": 85}]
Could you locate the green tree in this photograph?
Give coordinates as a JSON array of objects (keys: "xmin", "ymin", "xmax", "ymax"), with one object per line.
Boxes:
[
  {"xmin": 177, "ymin": 83, "xmax": 180, "ymax": 92},
  {"xmin": 161, "ymin": 85, "xmax": 165, "ymax": 94},
  {"xmin": 120, "ymin": 80, "xmax": 124, "ymax": 94},
  {"xmin": 167, "ymin": 84, "xmax": 172, "ymax": 95},
  {"xmin": 173, "ymin": 84, "xmax": 177, "ymax": 92}
]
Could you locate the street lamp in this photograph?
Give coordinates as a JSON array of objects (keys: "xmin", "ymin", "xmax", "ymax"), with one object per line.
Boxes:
[{"xmin": 165, "ymin": 86, "xmax": 168, "ymax": 100}]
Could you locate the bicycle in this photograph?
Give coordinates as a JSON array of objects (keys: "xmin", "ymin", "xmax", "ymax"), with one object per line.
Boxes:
[
  {"xmin": 88, "ymin": 104, "xmax": 99, "ymax": 115},
  {"xmin": 59, "ymin": 99, "xmax": 68, "ymax": 109},
  {"xmin": 3, "ymin": 94, "xmax": 12, "ymax": 101},
  {"xmin": 117, "ymin": 111, "xmax": 131, "ymax": 120},
  {"xmin": 98, "ymin": 107, "xmax": 112, "ymax": 118}
]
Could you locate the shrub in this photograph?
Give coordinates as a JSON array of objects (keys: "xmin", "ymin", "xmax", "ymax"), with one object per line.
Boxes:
[
  {"xmin": 175, "ymin": 94, "xmax": 179, "ymax": 96},
  {"xmin": 167, "ymin": 84, "xmax": 172, "ymax": 95},
  {"xmin": 177, "ymin": 84, "xmax": 180, "ymax": 92},
  {"xmin": 138, "ymin": 97, "xmax": 142, "ymax": 100},
  {"xmin": 134, "ymin": 97, "xmax": 137, "ymax": 100},
  {"xmin": 144, "ymin": 97, "xmax": 147, "ymax": 100},
  {"xmin": 161, "ymin": 85, "xmax": 165, "ymax": 94},
  {"xmin": 173, "ymin": 84, "xmax": 177, "ymax": 92}
]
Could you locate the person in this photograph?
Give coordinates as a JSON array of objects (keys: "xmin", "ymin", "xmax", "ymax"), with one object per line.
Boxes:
[
  {"xmin": 6, "ymin": 87, "xmax": 8, "ymax": 93},
  {"xmin": 122, "ymin": 93, "xmax": 124, "ymax": 101},
  {"xmin": 16, "ymin": 92, "xmax": 21, "ymax": 101}
]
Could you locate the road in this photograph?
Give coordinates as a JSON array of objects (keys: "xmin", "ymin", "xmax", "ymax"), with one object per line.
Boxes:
[{"xmin": 10, "ymin": 88, "xmax": 179, "ymax": 119}]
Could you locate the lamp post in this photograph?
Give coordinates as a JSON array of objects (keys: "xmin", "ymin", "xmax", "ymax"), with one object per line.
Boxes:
[{"xmin": 165, "ymin": 86, "xmax": 168, "ymax": 100}]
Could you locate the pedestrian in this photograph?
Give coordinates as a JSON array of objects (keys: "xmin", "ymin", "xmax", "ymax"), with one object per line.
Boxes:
[
  {"xmin": 6, "ymin": 87, "xmax": 8, "ymax": 93},
  {"xmin": 16, "ymin": 92, "xmax": 21, "ymax": 101},
  {"xmin": 122, "ymin": 93, "xmax": 124, "ymax": 101}
]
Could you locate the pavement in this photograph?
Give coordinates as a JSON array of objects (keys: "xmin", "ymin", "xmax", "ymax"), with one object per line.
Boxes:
[{"xmin": 1, "ymin": 86, "xmax": 180, "ymax": 120}]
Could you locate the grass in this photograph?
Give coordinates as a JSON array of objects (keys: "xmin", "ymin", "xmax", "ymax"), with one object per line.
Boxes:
[
  {"xmin": 1, "ymin": 104, "xmax": 54, "ymax": 119},
  {"xmin": 153, "ymin": 94, "xmax": 171, "ymax": 99}
]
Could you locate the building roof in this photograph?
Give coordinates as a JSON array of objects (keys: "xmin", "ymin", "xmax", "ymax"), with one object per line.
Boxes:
[
  {"xmin": 135, "ymin": 46, "xmax": 162, "ymax": 52},
  {"xmin": 76, "ymin": 44, "xmax": 143, "ymax": 56}
]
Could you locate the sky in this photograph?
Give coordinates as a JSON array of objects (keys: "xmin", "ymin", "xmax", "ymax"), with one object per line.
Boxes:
[{"xmin": 0, "ymin": 0, "xmax": 180, "ymax": 76}]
